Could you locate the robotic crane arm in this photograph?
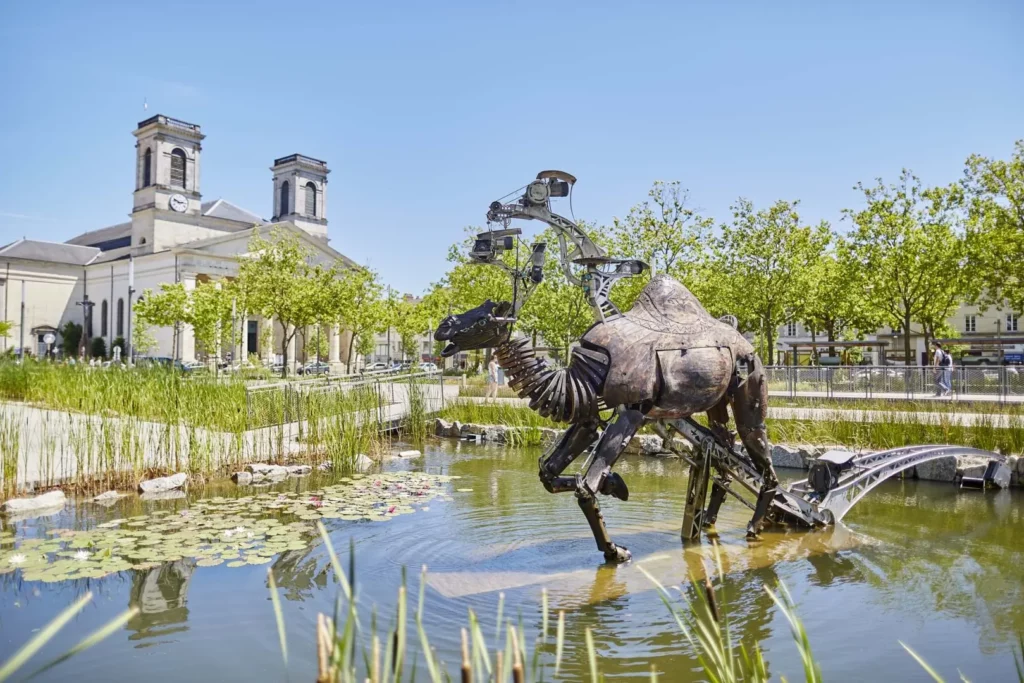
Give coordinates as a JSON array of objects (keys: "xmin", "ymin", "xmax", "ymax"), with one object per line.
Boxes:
[{"xmin": 475, "ymin": 171, "xmax": 648, "ymax": 322}]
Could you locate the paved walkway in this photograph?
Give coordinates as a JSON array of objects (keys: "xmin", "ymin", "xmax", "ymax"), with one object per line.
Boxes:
[{"xmin": 769, "ymin": 389, "xmax": 1024, "ymax": 404}]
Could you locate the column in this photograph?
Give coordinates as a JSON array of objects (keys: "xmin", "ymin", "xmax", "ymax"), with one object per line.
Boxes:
[
  {"xmin": 260, "ymin": 317, "xmax": 274, "ymax": 361},
  {"xmin": 179, "ymin": 273, "xmax": 197, "ymax": 362},
  {"xmin": 329, "ymin": 325, "xmax": 341, "ymax": 366}
]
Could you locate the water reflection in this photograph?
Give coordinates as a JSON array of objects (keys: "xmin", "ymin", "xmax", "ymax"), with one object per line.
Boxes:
[{"xmin": 126, "ymin": 561, "xmax": 195, "ymax": 645}]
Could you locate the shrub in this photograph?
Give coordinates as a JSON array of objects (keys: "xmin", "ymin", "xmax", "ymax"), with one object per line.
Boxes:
[{"xmin": 89, "ymin": 337, "xmax": 107, "ymax": 359}]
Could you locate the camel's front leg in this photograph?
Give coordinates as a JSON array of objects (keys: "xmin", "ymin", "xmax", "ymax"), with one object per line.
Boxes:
[
  {"xmin": 576, "ymin": 407, "xmax": 645, "ymax": 563},
  {"xmin": 538, "ymin": 420, "xmax": 601, "ymax": 493},
  {"xmin": 731, "ymin": 357, "xmax": 779, "ymax": 539}
]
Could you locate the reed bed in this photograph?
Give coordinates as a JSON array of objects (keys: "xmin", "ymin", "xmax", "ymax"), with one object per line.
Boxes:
[
  {"xmin": 0, "ymin": 362, "xmax": 407, "ymax": 497},
  {"xmin": 436, "ymin": 401, "xmax": 1024, "ymax": 455}
]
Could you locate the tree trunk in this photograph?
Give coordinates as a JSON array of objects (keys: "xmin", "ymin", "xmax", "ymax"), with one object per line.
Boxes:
[
  {"xmin": 809, "ymin": 328, "xmax": 817, "ymax": 365},
  {"xmin": 903, "ymin": 311, "xmax": 913, "ymax": 367},
  {"xmin": 766, "ymin": 325, "xmax": 775, "ymax": 366},
  {"xmin": 345, "ymin": 334, "xmax": 354, "ymax": 374},
  {"xmin": 280, "ymin": 331, "xmax": 291, "ymax": 378}
]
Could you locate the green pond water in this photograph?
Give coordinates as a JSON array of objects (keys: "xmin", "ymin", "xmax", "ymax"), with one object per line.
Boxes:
[{"xmin": 0, "ymin": 440, "xmax": 1021, "ymax": 681}]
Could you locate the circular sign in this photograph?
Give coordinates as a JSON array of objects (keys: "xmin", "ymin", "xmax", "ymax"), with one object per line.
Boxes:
[{"xmin": 43, "ymin": 333, "xmax": 56, "ymax": 345}]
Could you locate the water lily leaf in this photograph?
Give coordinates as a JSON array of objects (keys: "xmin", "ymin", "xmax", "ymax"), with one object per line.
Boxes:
[
  {"xmin": 196, "ymin": 558, "xmax": 223, "ymax": 567},
  {"xmin": 226, "ymin": 560, "xmax": 246, "ymax": 568},
  {"xmin": 245, "ymin": 556, "xmax": 272, "ymax": 565}
]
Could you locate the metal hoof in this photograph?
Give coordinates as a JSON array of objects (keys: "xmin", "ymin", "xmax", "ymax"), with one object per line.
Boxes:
[
  {"xmin": 599, "ymin": 472, "xmax": 629, "ymax": 501},
  {"xmin": 745, "ymin": 526, "xmax": 762, "ymax": 541},
  {"xmin": 604, "ymin": 544, "xmax": 632, "ymax": 564}
]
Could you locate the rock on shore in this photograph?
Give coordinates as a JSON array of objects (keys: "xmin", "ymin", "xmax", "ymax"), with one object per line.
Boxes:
[
  {"xmin": 1, "ymin": 490, "xmax": 66, "ymax": 515},
  {"xmin": 138, "ymin": 473, "xmax": 187, "ymax": 494}
]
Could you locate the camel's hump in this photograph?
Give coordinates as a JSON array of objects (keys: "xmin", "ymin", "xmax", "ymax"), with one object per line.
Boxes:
[{"xmin": 625, "ymin": 274, "xmax": 716, "ymax": 334}]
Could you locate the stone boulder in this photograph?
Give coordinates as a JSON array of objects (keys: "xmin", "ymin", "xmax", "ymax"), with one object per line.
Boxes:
[
  {"xmin": 955, "ymin": 456, "xmax": 992, "ymax": 481},
  {"xmin": 138, "ymin": 472, "xmax": 187, "ymax": 494},
  {"xmin": 2, "ymin": 490, "xmax": 66, "ymax": 515},
  {"xmin": 246, "ymin": 463, "xmax": 289, "ymax": 481},
  {"xmin": 1008, "ymin": 455, "xmax": 1019, "ymax": 487},
  {"xmin": 538, "ymin": 428, "xmax": 561, "ymax": 445},
  {"xmin": 484, "ymin": 425, "xmax": 508, "ymax": 444},
  {"xmin": 232, "ymin": 472, "xmax": 253, "ymax": 485},
  {"xmin": 434, "ymin": 418, "xmax": 453, "ymax": 437},
  {"xmin": 317, "ymin": 462, "xmax": 334, "ymax": 472},
  {"xmin": 354, "ymin": 454, "xmax": 375, "ymax": 472},
  {"xmin": 397, "ymin": 450, "xmax": 421, "ymax": 458},
  {"xmin": 286, "ymin": 465, "xmax": 312, "ymax": 476},
  {"xmin": 915, "ymin": 456, "xmax": 957, "ymax": 482},
  {"xmin": 771, "ymin": 444, "xmax": 808, "ymax": 470},
  {"xmin": 449, "ymin": 421, "xmax": 464, "ymax": 438}
]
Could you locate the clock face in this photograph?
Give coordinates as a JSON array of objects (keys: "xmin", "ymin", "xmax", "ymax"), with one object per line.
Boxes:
[{"xmin": 169, "ymin": 194, "xmax": 188, "ymax": 213}]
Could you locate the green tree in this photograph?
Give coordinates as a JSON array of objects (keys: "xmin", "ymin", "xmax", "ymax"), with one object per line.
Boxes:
[
  {"xmin": 332, "ymin": 265, "xmax": 385, "ymax": 373},
  {"xmin": 134, "ymin": 281, "xmax": 189, "ymax": 357},
  {"xmin": 239, "ymin": 229, "xmax": 337, "ymax": 377},
  {"xmin": 59, "ymin": 322, "xmax": 82, "ymax": 358},
  {"xmin": 131, "ymin": 320, "xmax": 158, "ymax": 358},
  {"xmin": 960, "ymin": 140, "xmax": 1024, "ymax": 314},
  {"xmin": 607, "ymin": 182, "xmax": 717, "ymax": 311},
  {"xmin": 794, "ymin": 237, "xmax": 878, "ymax": 358},
  {"xmin": 89, "ymin": 336, "xmax": 106, "ymax": 358},
  {"xmin": 389, "ymin": 296, "xmax": 427, "ymax": 362},
  {"xmin": 845, "ymin": 170, "xmax": 968, "ymax": 364},
  {"xmin": 0, "ymin": 321, "xmax": 12, "ymax": 342},
  {"xmin": 715, "ymin": 199, "xmax": 830, "ymax": 364}
]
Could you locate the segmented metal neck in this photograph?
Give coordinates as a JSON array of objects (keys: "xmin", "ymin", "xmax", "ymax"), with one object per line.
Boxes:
[{"xmin": 494, "ymin": 337, "xmax": 609, "ymax": 423}]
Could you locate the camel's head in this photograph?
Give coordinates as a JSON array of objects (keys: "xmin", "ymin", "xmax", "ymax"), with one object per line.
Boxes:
[{"xmin": 434, "ymin": 300, "xmax": 514, "ymax": 357}]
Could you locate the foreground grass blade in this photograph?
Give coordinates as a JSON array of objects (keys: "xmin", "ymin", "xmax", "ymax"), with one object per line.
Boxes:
[
  {"xmin": 0, "ymin": 592, "xmax": 93, "ymax": 682},
  {"xmin": 26, "ymin": 606, "xmax": 139, "ymax": 680},
  {"xmin": 1015, "ymin": 635, "xmax": 1023, "ymax": 683},
  {"xmin": 765, "ymin": 583, "xmax": 821, "ymax": 683},
  {"xmin": 317, "ymin": 520, "xmax": 352, "ymax": 600},
  {"xmin": 900, "ymin": 641, "xmax": 945, "ymax": 682},
  {"xmin": 555, "ymin": 611, "xmax": 565, "ymax": 676},
  {"xmin": 585, "ymin": 627, "xmax": 599, "ymax": 682},
  {"xmin": 268, "ymin": 569, "xmax": 289, "ymax": 668}
]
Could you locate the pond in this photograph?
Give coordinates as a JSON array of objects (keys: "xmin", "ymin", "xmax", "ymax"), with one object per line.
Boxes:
[{"xmin": 1, "ymin": 440, "xmax": 1021, "ymax": 681}]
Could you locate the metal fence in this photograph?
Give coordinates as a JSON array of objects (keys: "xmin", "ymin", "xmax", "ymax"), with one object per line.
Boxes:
[
  {"xmin": 244, "ymin": 370, "xmax": 446, "ymax": 429},
  {"xmin": 765, "ymin": 365, "xmax": 1024, "ymax": 402}
]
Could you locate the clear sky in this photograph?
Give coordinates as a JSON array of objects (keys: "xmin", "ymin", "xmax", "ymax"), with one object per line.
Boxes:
[{"xmin": 0, "ymin": 0, "xmax": 1020, "ymax": 294}]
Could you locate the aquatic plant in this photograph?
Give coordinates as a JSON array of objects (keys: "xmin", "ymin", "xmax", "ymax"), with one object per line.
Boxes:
[{"xmin": 0, "ymin": 472, "xmax": 453, "ymax": 582}]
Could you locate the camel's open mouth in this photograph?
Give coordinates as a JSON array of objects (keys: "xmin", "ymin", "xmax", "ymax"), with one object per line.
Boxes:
[{"xmin": 441, "ymin": 342, "xmax": 459, "ymax": 358}]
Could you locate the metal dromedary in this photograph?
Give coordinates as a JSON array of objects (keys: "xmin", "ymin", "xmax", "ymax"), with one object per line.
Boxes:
[{"xmin": 434, "ymin": 171, "xmax": 1009, "ymax": 564}]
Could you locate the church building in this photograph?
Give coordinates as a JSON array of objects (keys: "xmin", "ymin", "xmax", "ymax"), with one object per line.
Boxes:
[{"xmin": 0, "ymin": 114, "xmax": 354, "ymax": 370}]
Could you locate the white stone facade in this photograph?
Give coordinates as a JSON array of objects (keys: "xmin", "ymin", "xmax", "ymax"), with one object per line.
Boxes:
[{"xmin": 0, "ymin": 114, "xmax": 355, "ymax": 371}]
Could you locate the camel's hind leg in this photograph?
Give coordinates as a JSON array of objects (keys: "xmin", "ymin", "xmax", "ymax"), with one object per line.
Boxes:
[
  {"xmin": 703, "ymin": 396, "xmax": 734, "ymax": 528},
  {"xmin": 730, "ymin": 356, "xmax": 779, "ymax": 538}
]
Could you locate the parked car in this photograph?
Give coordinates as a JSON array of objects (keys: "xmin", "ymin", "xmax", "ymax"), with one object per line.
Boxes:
[
  {"xmin": 366, "ymin": 362, "xmax": 389, "ymax": 372},
  {"xmin": 418, "ymin": 362, "xmax": 438, "ymax": 372},
  {"xmin": 298, "ymin": 361, "xmax": 330, "ymax": 376}
]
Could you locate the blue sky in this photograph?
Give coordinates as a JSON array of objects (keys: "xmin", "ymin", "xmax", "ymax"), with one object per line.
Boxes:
[{"xmin": 0, "ymin": 0, "xmax": 1020, "ymax": 294}]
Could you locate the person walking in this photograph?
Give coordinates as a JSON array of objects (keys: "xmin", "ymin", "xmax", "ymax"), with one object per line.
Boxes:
[
  {"xmin": 932, "ymin": 341, "xmax": 953, "ymax": 397},
  {"xmin": 486, "ymin": 354, "xmax": 499, "ymax": 399}
]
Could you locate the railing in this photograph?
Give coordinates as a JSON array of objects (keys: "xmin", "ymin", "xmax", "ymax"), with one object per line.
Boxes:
[{"xmin": 765, "ymin": 365, "xmax": 1024, "ymax": 402}]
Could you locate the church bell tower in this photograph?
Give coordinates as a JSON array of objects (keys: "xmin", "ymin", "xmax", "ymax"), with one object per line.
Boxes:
[
  {"xmin": 271, "ymin": 154, "xmax": 329, "ymax": 240},
  {"xmin": 131, "ymin": 115, "xmax": 204, "ymax": 250}
]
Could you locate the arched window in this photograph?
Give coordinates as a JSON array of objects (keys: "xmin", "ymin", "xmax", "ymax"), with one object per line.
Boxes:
[
  {"xmin": 170, "ymin": 148, "xmax": 186, "ymax": 189},
  {"xmin": 305, "ymin": 182, "xmax": 317, "ymax": 217},
  {"xmin": 101, "ymin": 300, "xmax": 108, "ymax": 336},
  {"xmin": 280, "ymin": 181, "xmax": 290, "ymax": 215},
  {"xmin": 142, "ymin": 148, "xmax": 152, "ymax": 188},
  {"xmin": 116, "ymin": 298, "xmax": 124, "ymax": 337}
]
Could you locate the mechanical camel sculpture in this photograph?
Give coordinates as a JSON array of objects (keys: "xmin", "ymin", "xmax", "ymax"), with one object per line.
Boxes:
[{"xmin": 434, "ymin": 171, "xmax": 1011, "ymax": 564}]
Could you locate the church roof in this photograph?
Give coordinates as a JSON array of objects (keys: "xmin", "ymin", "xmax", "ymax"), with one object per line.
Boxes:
[
  {"xmin": 200, "ymin": 199, "xmax": 264, "ymax": 225},
  {"xmin": 65, "ymin": 222, "xmax": 131, "ymax": 249},
  {"xmin": 0, "ymin": 239, "xmax": 100, "ymax": 266}
]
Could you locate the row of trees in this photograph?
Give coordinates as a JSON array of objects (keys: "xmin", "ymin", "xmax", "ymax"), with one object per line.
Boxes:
[
  {"xmin": 136, "ymin": 230, "xmax": 412, "ymax": 375},
  {"xmin": 422, "ymin": 141, "xmax": 1023, "ymax": 365}
]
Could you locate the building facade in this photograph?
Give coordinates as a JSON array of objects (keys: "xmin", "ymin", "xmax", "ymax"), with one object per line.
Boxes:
[
  {"xmin": 776, "ymin": 303, "xmax": 1024, "ymax": 366},
  {"xmin": 0, "ymin": 114, "xmax": 356, "ymax": 371}
]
